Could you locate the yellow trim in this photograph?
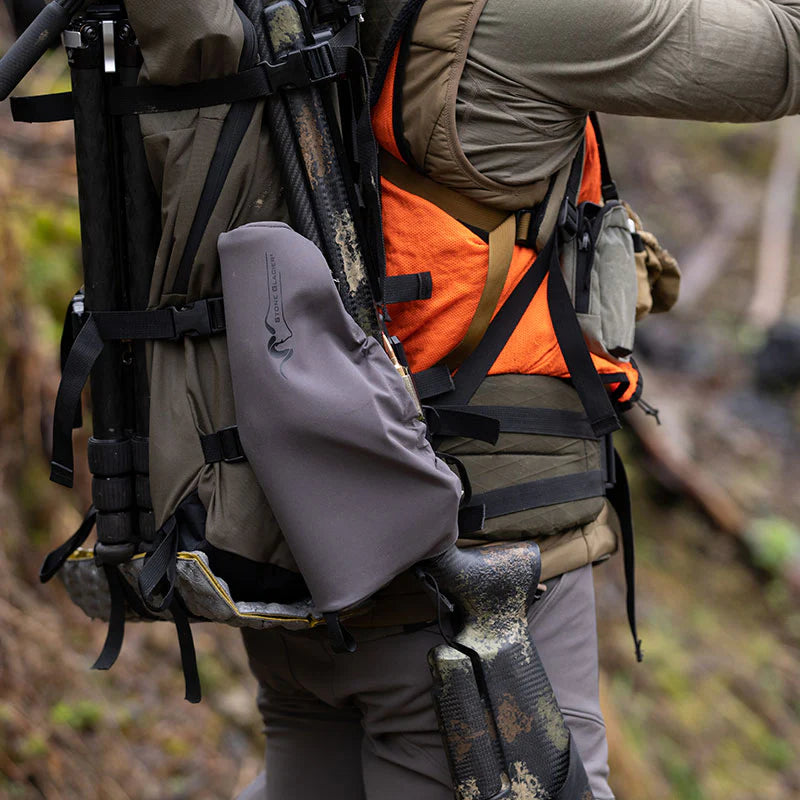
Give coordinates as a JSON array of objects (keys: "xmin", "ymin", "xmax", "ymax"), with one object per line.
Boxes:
[{"xmin": 65, "ymin": 548, "xmax": 322, "ymax": 626}]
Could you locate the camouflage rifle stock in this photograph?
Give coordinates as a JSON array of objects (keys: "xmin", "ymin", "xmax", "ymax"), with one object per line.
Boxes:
[{"xmin": 419, "ymin": 543, "xmax": 595, "ymax": 800}]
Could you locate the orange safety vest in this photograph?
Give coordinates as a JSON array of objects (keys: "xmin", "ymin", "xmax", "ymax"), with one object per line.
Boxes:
[{"xmin": 372, "ymin": 44, "xmax": 641, "ymax": 406}]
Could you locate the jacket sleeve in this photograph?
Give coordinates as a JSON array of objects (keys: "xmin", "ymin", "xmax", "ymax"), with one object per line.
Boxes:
[{"xmin": 467, "ymin": 0, "xmax": 800, "ymax": 122}]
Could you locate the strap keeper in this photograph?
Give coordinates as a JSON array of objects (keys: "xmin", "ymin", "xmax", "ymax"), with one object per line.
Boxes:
[
  {"xmin": 200, "ymin": 426, "xmax": 247, "ymax": 464},
  {"xmin": 458, "ymin": 504, "xmax": 486, "ymax": 534},
  {"xmin": 602, "ymin": 180, "xmax": 619, "ymax": 202}
]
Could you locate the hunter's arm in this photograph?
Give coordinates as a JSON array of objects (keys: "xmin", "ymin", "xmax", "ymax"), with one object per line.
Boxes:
[{"xmin": 456, "ymin": 0, "xmax": 800, "ymax": 183}]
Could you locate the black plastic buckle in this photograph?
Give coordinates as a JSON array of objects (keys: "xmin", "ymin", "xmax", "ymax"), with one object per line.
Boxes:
[
  {"xmin": 216, "ymin": 426, "xmax": 247, "ymax": 464},
  {"xmin": 170, "ymin": 301, "xmax": 213, "ymax": 339},
  {"xmin": 265, "ymin": 41, "xmax": 339, "ymax": 92},
  {"xmin": 558, "ymin": 196, "xmax": 579, "ymax": 242}
]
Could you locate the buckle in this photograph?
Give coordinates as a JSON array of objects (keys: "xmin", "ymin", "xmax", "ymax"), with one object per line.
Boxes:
[
  {"xmin": 217, "ymin": 426, "xmax": 247, "ymax": 464},
  {"xmin": 170, "ymin": 302, "xmax": 213, "ymax": 339},
  {"xmin": 264, "ymin": 41, "xmax": 339, "ymax": 92},
  {"xmin": 558, "ymin": 196, "xmax": 579, "ymax": 241}
]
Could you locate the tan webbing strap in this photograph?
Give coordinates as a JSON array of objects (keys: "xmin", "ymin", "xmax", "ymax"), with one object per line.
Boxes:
[
  {"xmin": 380, "ymin": 150, "xmax": 507, "ymax": 233},
  {"xmin": 379, "ymin": 150, "xmax": 555, "ymax": 367},
  {"xmin": 445, "ymin": 212, "xmax": 517, "ymax": 368}
]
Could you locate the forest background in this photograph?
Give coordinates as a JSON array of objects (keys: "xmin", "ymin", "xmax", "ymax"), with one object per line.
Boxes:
[{"xmin": 2, "ymin": 6, "xmax": 800, "ymax": 799}]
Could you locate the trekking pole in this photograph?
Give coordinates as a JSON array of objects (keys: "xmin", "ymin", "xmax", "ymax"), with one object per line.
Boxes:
[
  {"xmin": 418, "ymin": 543, "xmax": 595, "ymax": 800},
  {"xmin": 62, "ymin": 4, "xmax": 139, "ymax": 563},
  {"xmin": 0, "ymin": 0, "xmax": 89, "ymax": 100}
]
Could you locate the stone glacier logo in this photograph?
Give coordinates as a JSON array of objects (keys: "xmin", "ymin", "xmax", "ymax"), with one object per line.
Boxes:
[{"xmin": 264, "ymin": 251, "xmax": 293, "ymax": 378}]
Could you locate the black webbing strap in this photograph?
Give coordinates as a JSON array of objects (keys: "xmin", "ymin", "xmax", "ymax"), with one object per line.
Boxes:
[
  {"xmin": 11, "ymin": 44, "xmax": 345, "ymax": 123},
  {"xmin": 434, "ymin": 405, "xmax": 597, "ymax": 441},
  {"xmin": 109, "ymin": 62, "xmax": 276, "ymax": 115},
  {"xmin": 60, "ymin": 293, "xmax": 85, "ymax": 438},
  {"xmin": 200, "ymin": 426, "xmax": 247, "ymax": 464},
  {"xmin": 90, "ymin": 298, "xmax": 227, "ymax": 341},
  {"xmin": 588, "ymin": 111, "xmax": 619, "ymax": 203},
  {"xmin": 39, "ymin": 507, "xmax": 97, "ymax": 583},
  {"xmin": 10, "ymin": 91, "xmax": 73, "ymax": 123},
  {"xmin": 324, "ymin": 612, "xmax": 357, "ymax": 654},
  {"xmin": 342, "ymin": 44, "xmax": 388, "ymax": 301},
  {"xmin": 458, "ymin": 470, "xmax": 606, "ymax": 534},
  {"xmin": 424, "ymin": 407, "xmax": 500, "ymax": 444},
  {"xmin": 138, "ymin": 517, "xmax": 179, "ymax": 614},
  {"xmin": 50, "ymin": 299, "xmax": 226, "ymax": 488},
  {"xmin": 606, "ymin": 449, "xmax": 643, "ymax": 662},
  {"xmin": 170, "ymin": 595, "xmax": 202, "ymax": 703},
  {"xmin": 431, "ymin": 237, "xmax": 552, "ymax": 408},
  {"xmin": 412, "ymin": 364, "xmax": 455, "ymax": 400},
  {"xmin": 91, "ymin": 565, "xmax": 127, "ymax": 671},
  {"xmin": 546, "ymin": 248, "xmax": 620, "ymax": 437},
  {"xmin": 384, "ymin": 272, "xmax": 432, "ymax": 304},
  {"xmin": 515, "ymin": 171, "xmax": 559, "ymax": 250},
  {"xmin": 50, "ymin": 316, "xmax": 104, "ymax": 488}
]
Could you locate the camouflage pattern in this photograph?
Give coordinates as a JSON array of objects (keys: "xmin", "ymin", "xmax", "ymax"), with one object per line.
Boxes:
[
  {"xmin": 263, "ymin": 0, "xmax": 381, "ymax": 337},
  {"xmin": 421, "ymin": 543, "xmax": 594, "ymax": 799}
]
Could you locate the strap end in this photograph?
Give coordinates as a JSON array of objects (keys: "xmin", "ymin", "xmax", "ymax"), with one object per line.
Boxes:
[{"xmin": 50, "ymin": 461, "xmax": 74, "ymax": 488}]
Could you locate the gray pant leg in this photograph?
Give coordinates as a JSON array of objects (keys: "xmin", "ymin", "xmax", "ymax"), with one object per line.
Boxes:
[
  {"xmin": 239, "ymin": 628, "xmax": 367, "ymax": 800},
  {"xmin": 239, "ymin": 564, "xmax": 613, "ymax": 800},
  {"xmin": 528, "ymin": 564, "xmax": 614, "ymax": 800}
]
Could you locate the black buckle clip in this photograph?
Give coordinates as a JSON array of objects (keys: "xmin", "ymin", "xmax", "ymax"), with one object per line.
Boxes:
[
  {"xmin": 265, "ymin": 41, "xmax": 339, "ymax": 92},
  {"xmin": 216, "ymin": 426, "xmax": 247, "ymax": 464},
  {"xmin": 558, "ymin": 196, "xmax": 579, "ymax": 242},
  {"xmin": 170, "ymin": 301, "xmax": 214, "ymax": 340}
]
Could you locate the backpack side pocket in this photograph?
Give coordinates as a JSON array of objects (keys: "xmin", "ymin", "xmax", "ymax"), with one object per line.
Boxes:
[{"xmin": 561, "ymin": 201, "xmax": 638, "ymax": 362}]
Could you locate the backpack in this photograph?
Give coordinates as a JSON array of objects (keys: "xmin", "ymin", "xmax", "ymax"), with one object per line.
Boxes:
[{"xmin": 5, "ymin": 0, "xmax": 677, "ymax": 701}]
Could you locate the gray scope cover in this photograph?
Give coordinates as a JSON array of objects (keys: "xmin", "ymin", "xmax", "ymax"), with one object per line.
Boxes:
[{"xmin": 219, "ymin": 222, "xmax": 461, "ymax": 613}]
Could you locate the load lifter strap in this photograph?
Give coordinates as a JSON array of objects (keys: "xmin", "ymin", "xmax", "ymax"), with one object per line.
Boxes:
[{"xmin": 51, "ymin": 299, "xmax": 226, "ymax": 488}]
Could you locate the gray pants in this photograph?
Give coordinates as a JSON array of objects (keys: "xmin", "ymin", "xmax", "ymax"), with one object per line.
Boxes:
[{"xmin": 237, "ymin": 565, "xmax": 613, "ymax": 800}]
